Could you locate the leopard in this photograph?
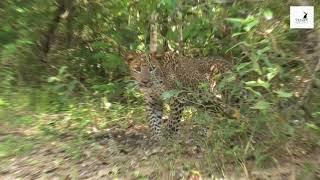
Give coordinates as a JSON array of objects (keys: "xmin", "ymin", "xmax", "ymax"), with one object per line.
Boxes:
[{"xmin": 124, "ymin": 51, "xmax": 232, "ymax": 138}]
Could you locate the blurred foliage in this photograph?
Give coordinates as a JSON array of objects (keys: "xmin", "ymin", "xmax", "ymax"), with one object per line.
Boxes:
[{"xmin": 0, "ymin": 0, "xmax": 319, "ymax": 170}]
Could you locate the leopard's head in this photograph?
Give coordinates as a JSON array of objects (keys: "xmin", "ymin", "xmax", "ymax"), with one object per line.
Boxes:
[
  {"xmin": 124, "ymin": 52, "xmax": 147, "ymax": 73},
  {"xmin": 124, "ymin": 52, "xmax": 156, "ymax": 87}
]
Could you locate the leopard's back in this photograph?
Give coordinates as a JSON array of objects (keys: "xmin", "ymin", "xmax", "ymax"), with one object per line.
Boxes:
[{"xmin": 155, "ymin": 52, "xmax": 232, "ymax": 91}]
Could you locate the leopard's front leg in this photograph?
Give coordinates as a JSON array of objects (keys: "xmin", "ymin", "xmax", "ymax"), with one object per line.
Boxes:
[
  {"xmin": 145, "ymin": 94, "xmax": 164, "ymax": 138},
  {"xmin": 167, "ymin": 98, "xmax": 184, "ymax": 134}
]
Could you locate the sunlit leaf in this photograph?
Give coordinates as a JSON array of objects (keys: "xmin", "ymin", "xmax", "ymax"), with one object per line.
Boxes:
[
  {"xmin": 249, "ymin": 54, "xmax": 262, "ymax": 75},
  {"xmin": 16, "ymin": 8, "xmax": 25, "ymax": 13},
  {"xmin": 244, "ymin": 87, "xmax": 262, "ymax": 97},
  {"xmin": 274, "ymin": 90, "xmax": 293, "ymax": 98},
  {"xmin": 161, "ymin": 90, "xmax": 181, "ymax": 100},
  {"xmin": 257, "ymin": 46, "xmax": 271, "ymax": 55},
  {"xmin": 245, "ymin": 79, "xmax": 270, "ymax": 89},
  {"xmin": 0, "ymin": 98, "xmax": 9, "ymax": 107},
  {"xmin": 263, "ymin": 9, "xmax": 273, "ymax": 20},
  {"xmin": 266, "ymin": 67, "xmax": 279, "ymax": 81},
  {"xmin": 58, "ymin": 66, "xmax": 68, "ymax": 75},
  {"xmin": 225, "ymin": 18, "xmax": 245, "ymax": 25},
  {"xmin": 48, "ymin": 77, "xmax": 60, "ymax": 83},
  {"xmin": 237, "ymin": 62, "xmax": 251, "ymax": 71},
  {"xmin": 251, "ymin": 100, "xmax": 271, "ymax": 110},
  {"xmin": 232, "ymin": 32, "xmax": 246, "ymax": 37},
  {"xmin": 244, "ymin": 19, "xmax": 259, "ymax": 32}
]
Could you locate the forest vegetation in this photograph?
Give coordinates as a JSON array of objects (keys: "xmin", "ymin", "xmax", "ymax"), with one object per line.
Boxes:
[{"xmin": 0, "ymin": 0, "xmax": 319, "ymax": 179}]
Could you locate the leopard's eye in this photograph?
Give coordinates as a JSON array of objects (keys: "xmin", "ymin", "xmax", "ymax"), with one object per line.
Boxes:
[
  {"xmin": 133, "ymin": 65, "xmax": 141, "ymax": 72},
  {"xmin": 136, "ymin": 66, "xmax": 142, "ymax": 72}
]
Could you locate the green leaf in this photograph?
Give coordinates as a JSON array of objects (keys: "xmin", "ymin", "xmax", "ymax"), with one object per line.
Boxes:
[
  {"xmin": 225, "ymin": 18, "xmax": 245, "ymax": 25},
  {"xmin": 249, "ymin": 54, "xmax": 262, "ymax": 75},
  {"xmin": 1, "ymin": 44, "xmax": 17, "ymax": 57},
  {"xmin": 16, "ymin": 7, "xmax": 25, "ymax": 13},
  {"xmin": 306, "ymin": 123, "xmax": 320, "ymax": 135},
  {"xmin": 263, "ymin": 9, "xmax": 273, "ymax": 20},
  {"xmin": 274, "ymin": 90, "xmax": 293, "ymax": 98},
  {"xmin": 225, "ymin": 41, "xmax": 250, "ymax": 53},
  {"xmin": 258, "ymin": 79, "xmax": 270, "ymax": 89},
  {"xmin": 48, "ymin": 77, "xmax": 60, "ymax": 83},
  {"xmin": 225, "ymin": 74, "xmax": 236, "ymax": 83},
  {"xmin": 257, "ymin": 46, "xmax": 271, "ymax": 55},
  {"xmin": 266, "ymin": 67, "xmax": 279, "ymax": 81},
  {"xmin": 244, "ymin": 87, "xmax": 262, "ymax": 97},
  {"xmin": 58, "ymin": 66, "xmax": 68, "ymax": 75},
  {"xmin": 237, "ymin": 62, "xmax": 251, "ymax": 71},
  {"xmin": 244, "ymin": 19, "xmax": 259, "ymax": 32},
  {"xmin": 251, "ymin": 100, "xmax": 271, "ymax": 110},
  {"xmin": 0, "ymin": 98, "xmax": 9, "ymax": 107},
  {"xmin": 218, "ymin": 73, "xmax": 236, "ymax": 90},
  {"xmin": 232, "ymin": 32, "xmax": 246, "ymax": 37},
  {"xmin": 245, "ymin": 79, "xmax": 270, "ymax": 89},
  {"xmin": 161, "ymin": 90, "xmax": 181, "ymax": 101}
]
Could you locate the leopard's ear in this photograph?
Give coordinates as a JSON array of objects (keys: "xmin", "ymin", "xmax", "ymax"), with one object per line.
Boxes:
[{"xmin": 124, "ymin": 52, "xmax": 135, "ymax": 64}]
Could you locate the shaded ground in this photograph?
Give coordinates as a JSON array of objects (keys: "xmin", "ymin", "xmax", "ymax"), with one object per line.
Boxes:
[{"xmin": 0, "ymin": 122, "xmax": 319, "ymax": 180}]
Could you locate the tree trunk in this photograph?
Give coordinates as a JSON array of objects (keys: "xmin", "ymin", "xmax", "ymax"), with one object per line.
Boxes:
[
  {"xmin": 177, "ymin": 1, "xmax": 183, "ymax": 54},
  {"xmin": 150, "ymin": 11, "xmax": 158, "ymax": 54},
  {"xmin": 38, "ymin": 0, "xmax": 71, "ymax": 63}
]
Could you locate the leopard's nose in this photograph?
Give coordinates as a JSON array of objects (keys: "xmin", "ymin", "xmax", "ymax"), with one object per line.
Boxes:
[
  {"xmin": 149, "ymin": 66, "xmax": 155, "ymax": 71},
  {"xmin": 141, "ymin": 79, "xmax": 149, "ymax": 84},
  {"xmin": 140, "ymin": 78, "xmax": 151, "ymax": 86}
]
